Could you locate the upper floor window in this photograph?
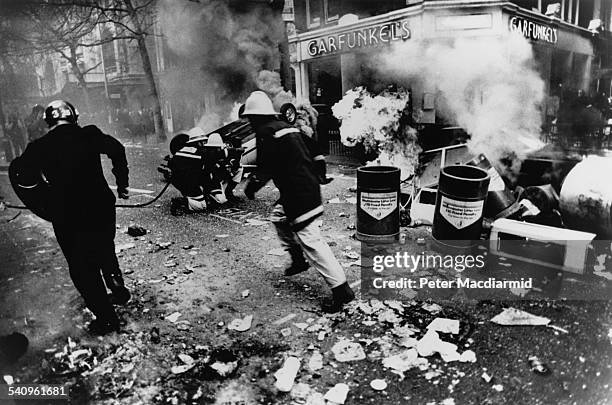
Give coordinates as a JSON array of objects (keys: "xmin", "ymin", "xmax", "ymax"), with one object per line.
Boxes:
[{"xmin": 306, "ymin": 0, "xmax": 323, "ymax": 28}]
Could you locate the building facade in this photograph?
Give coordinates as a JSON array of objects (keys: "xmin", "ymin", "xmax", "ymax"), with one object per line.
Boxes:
[{"xmin": 287, "ymin": 0, "xmax": 612, "ymax": 126}]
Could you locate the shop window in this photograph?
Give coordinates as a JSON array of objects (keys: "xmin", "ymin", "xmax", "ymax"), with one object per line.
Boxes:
[{"xmin": 306, "ymin": 0, "xmax": 323, "ymax": 28}]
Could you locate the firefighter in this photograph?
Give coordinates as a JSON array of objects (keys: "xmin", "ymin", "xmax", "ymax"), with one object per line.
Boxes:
[
  {"xmin": 15, "ymin": 100, "xmax": 130, "ymax": 335},
  {"xmin": 169, "ymin": 127, "xmax": 209, "ymax": 212},
  {"xmin": 242, "ymin": 91, "xmax": 354, "ymax": 312}
]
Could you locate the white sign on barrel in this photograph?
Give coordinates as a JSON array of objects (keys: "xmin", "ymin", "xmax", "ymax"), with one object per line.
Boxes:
[{"xmin": 360, "ymin": 192, "xmax": 398, "ymax": 220}]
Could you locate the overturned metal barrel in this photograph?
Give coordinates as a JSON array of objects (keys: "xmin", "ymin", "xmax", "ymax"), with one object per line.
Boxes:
[
  {"xmin": 560, "ymin": 156, "xmax": 612, "ymax": 238},
  {"xmin": 432, "ymin": 165, "xmax": 490, "ymax": 248},
  {"xmin": 467, "ymin": 153, "xmax": 516, "ymax": 218},
  {"xmin": 356, "ymin": 166, "xmax": 400, "ymax": 243}
]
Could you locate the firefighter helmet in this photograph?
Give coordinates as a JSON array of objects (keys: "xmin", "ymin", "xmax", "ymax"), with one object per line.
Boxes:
[
  {"xmin": 186, "ymin": 126, "xmax": 207, "ymax": 143},
  {"xmin": 44, "ymin": 100, "xmax": 79, "ymax": 127},
  {"xmin": 242, "ymin": 91, "xmax": 277, "ymax": 116},
  {"xmin": 206, "ymin": 133, "xmax": 225, "ymax": 147}
]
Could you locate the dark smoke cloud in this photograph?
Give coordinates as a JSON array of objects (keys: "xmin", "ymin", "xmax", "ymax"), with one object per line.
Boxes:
[{"xmin": 158, "ymin": 0, "xmax": 285, "ymax": 108}]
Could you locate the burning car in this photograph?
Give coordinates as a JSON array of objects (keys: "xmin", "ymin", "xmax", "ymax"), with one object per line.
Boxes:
[{"xmin": 158, "ymin": 102, "xmax": 299, "ymax": 210}]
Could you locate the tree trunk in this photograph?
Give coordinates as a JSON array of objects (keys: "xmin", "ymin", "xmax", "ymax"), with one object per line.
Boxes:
[
  {"xmin": 136, "ymin": 34, "xmax": 165, "ymax": 142},
  {"xmin": 123, "ymin": 0, "xmax": 166, "ymax": 142}
]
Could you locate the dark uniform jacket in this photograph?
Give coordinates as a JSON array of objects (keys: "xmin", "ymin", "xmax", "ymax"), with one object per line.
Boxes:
[
  {"xmin": 17, "ymin": 123, "xmax": 128, "ymax": 227},
  {"xmin": 247, "ymin": 119, "xmax": 325, "ymax": 230}
]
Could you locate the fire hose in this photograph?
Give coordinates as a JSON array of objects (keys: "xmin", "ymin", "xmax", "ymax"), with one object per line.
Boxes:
[{"xmin": 1, "ymin": 181, "xmax": 173, "ymax": 222}]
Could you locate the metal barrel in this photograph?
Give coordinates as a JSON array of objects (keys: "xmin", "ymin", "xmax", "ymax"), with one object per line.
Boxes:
[
  {"xmin": 432, "ymin": 165, "xmax": 490, "ymax": 248},
  {"xmin": 356, "ymin": 166, "xmax": 400, "ymax": 243},
  {"xmin": 466, "ymin": 153, "xmax": 515, "ymax": 218}
]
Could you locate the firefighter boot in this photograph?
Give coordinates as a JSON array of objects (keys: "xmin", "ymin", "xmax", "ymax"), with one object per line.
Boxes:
[
  {"xmin": 327, "ymin": 282, "xmax": 355, "ymax": 313},
  {"xmin": 284, "ymin": 247, "xmax": 310, "ymax": 276},
  {"xmin": 224, "ymin": 181, "xmax": 241, "ymax": 203},
  {"xmin": 104, "ymin": 272, "xmax": 131, "ymax": 305}
]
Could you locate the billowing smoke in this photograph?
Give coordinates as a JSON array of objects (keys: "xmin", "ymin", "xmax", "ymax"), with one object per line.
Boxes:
[
  {"xmin": 157, "ymin": 0, "xmax": 286, "ymax": 124},
  {"xmin": 256, "ymin": 70, "xmax": 293, "ymax": 109},
  {"xmin": 378, "ymin": 32, "xmax": 545, "ymax": 171}
]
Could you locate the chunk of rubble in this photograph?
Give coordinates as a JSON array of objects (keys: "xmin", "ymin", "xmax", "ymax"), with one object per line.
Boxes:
[
  {"xmin": 308, "ymin": 351, "xmax": 324, "ymax": 371},
  {"xmin": 370, "ymin": 379, "xmax": 387, "ymax": 391},
  {"xmin": 165, "ymin": 312, "xmax": 181, "ymax": 323},
  {"xmin": 426, "ymin": 318, "xmax": 460, "ymax": 335},
  {"xmin": 416, "ymin": 330, "xmax": 459, "ymax": 361},
  {"xmin": 178, "ymin": 354, "xmax": 194, "ymax": 365},
  {"xmin": 127, "ymin": 225, "xmax": 147, "ymax": 237},
  {"xmin": 378, "ymin": 309, "xmax": 402, "ymax": 324},
  {"xmin": 241, "ymin": 289, "xmax": 250, "ymax": 298},
  {"xmin": 115, "ymin": 243, "xmax": 135, "ymax": 254},
  {"xmin": 331, "ymin": 339, "xmax": 366, "ymax": 362},
  {"xmin": 459, "ymin": 350, "xmax": 477, "ymax": 363},
  {"xmin": 382, "ymin": 348, "xmax": 428, "ymax": 373},
  {"xmin": 228, "ymin": 315, "xmax": 253, "ymax": 332},
  {"xmin": 267, "ymin": 248, "xmax": 286, "ymax": 256},
  {"xmin": 274, "ymin": 357, "xmax": 300, "ymax": 392},
  {"xmin": 171, "ymin": 364, "xmax": 194, "ymax": 374},
  {"xmin": 324, "ymin": 383, "xmax": 349, "ymax": 404},
  {"xmin": 422, "ymin": 303, "xmax": 443, "ymax": 314},
  {"xmin": 490, "ymin": 308, "xmax": 550, "ymax": 326}
]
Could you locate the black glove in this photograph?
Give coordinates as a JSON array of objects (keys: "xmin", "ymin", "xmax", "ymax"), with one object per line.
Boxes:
[{"xmin": 117, "ymin": 187, "xmax": 129, "ymax": 200}]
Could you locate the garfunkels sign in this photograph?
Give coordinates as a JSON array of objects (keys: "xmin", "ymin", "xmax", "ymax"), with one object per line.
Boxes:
[
  {"xmin": 307, "ymin": 19, "xmax": 410, "ymax": 58},
  {"xmin": 509, "ymin": 16, "xmax": 558, "ymax": 44}
]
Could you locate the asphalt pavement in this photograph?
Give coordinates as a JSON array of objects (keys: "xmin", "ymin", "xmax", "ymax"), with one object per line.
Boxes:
[{"xmin": 0, "ymin": 139, "xmax": 610, "ymax": 404}]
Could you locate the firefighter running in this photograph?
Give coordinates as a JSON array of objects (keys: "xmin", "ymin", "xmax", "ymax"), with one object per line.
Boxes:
[
  {"xmin": 243, "ymin": 91, "xmax": 355, "ymax": 312},
  {"xmin": 13, "ymin": 100, "xmax": 131, "ymax": 335}
]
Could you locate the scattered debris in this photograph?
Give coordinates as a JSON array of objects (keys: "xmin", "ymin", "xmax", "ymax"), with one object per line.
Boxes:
[
  {"xmin": 127, "ymin": 225, "xmax": 147, "ymax": 237},
  {"xmin": 150, "ymin": 327, "xmax": 160, "ymax": 344},
  {"xmin": 177, "ymin": 353, "xmax": 195, "ymax": 365},
  {"xmin": 165, "ymin": 312, "xmax": 182, "ymax": 323},
  {"xmin": 281, "ymin": 328, "xmax": 292, "ymax": 337},
  {"xmin": 331, "ymin": 339, "xmax": 366, "ymax": 362},
  {"xmin": 207, "ymin": 350, "xmax": 239, "ymax": 378},
  {"xmin": 324, "ymin": 383, "xmax": 349, "ymax": 404},
  {"xmin": 267, "ymin": 248, "xmax": 287, "ymax": 256},
  {"xmin": 241, "ymin": 289, "xmax": 250, "ymax": 298},
  {"xmin": 308, "ymin": 351, "xmax": 324, "ymax": 371},
  {"xmin": 492, "ymin": 384, "xmax": 504, "ymax": 392},
  {"xmin": 246, "ymin": 219, "xmax": 268, "ymax": 226},
  {"xmin": 422, "ymin": 303, "xmax": 442, "ymax": 314},
  {"xmin": 528, "ymin": 356, "xmax": 551, "ymax": 376},
  {"xmin": 228, "ymin": 315, "xmax": 253, "ymax": 332},
  {"xmin": 275, "ymin": 357, "xmax": 301, "ymax": 392},
  {"xmin": 328, "ymin": 198, "xmax": 342, "ymax": 204},
  {"xmin": 3, "ymin": 375, "xmax": 14, "ymax": 385},
  {"xmin": 215, "ymin": 234, "xmax": 230, "ymax": 238},
  {"xmin": 459, "ymin": 350, "xmax": 477, "ymax": 363},
  {"xmin": 346, "ymin": 197, "xmax": 357, "ymax": 204},
  {"xmin": 171, "ymin": 364, "xmax": 194, "ymax": 374},
  {"xmin": 382, "ymin": 349, "xmax": 427, "ymax": 374},
  {"xmin": 273, "ymin": 314, "xmax": 297, "ymax": 325},
  {"xmin": 427, "ymin": 318, "xmax": 460, "ymax": 335},
  {"xmin": 547, "ymin": 324, "xmax": 569, "ymax": 334},
  {"xmin": 154, "ymin": 241, "xmax": 172, "ymax": 251},
  {"xmin": 370, "ymin": 379, "xmax": 387, "ymax": 391},
  {"xmin": 482, "ymin": 372, "xmax": 493, "ymax": 383},
  {"xmin": 490, "ymin": 308, "xmax": 550, "ymax": 326},
  {"xmin": 115, "ymin": 243, "xmax": 135, "ymax": 254}
]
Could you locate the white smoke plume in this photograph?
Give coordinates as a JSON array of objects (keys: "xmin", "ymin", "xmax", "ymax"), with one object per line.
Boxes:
[
  {"xmin": 378, "ymin": 32, "xmax": 545, "ymax": 170},
  {"xmin": 256, "ymin": 70, "xmax": 294, "ymax": 110}
]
